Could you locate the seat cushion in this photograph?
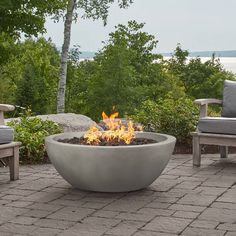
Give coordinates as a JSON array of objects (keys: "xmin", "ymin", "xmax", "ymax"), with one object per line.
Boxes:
[
  {"xmin": 0, "ymin": 125, "xmax": 14, "ymax": 144},
  {"xmin": 198, "ymin": 117, "xmax": 236, "ymax": 135},
  {"xmin": 222, "ymin": 80, "xmax": 236, "ymax": 117}
]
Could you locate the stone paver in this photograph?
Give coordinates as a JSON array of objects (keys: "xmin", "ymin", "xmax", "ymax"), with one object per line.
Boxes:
[
  {"xmin": 143, "ymin": 216, "xmax": 192, "ymax": 234},
  {"xmin": 181, "ymin": 227, "xmax": 226, "ymax": 236},
  {"xmin": 1, "ymin": 154, "xmax": 236, "ymax": 235}
]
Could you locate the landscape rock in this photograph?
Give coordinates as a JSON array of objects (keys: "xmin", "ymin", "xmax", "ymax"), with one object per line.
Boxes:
[{"xmin": 6, "ymin": 113, "xmax": 100, "ymax": 132}]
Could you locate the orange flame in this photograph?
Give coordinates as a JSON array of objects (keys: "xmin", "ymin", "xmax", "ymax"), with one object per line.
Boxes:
[{"xmin": 84, "ymin": 111, "xmax": 137, "ymax": 145}]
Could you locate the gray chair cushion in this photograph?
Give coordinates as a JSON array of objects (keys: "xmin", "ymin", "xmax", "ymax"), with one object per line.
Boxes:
[
  {"xmin": 0, "ymin": 125, "xmax": 14, "ymax": 144},
  {"xmin": 222, "ymin": 80, "xmax": 236, "ymax": 117},
  {"xmin": 198, "ymin": 117, "xmax": 236, "ymax": 135}
]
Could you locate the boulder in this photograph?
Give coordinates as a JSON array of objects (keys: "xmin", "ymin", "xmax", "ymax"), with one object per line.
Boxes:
[{"xmin": 6, "ymin": 113, "xmax": 100, "ymax": 132}]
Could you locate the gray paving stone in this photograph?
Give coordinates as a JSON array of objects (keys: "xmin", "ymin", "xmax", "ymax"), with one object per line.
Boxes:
[
  {"xmin": 143, "ymin": 216, "xmax": 192, "ymax": 234},
  {"xmin": 33, "ymin": 218, "xmax": 75, "ymax": 229},
  {"xmin": 199, "ymin": 208, "xmax": 236, "ymax": 223},
  {"xmin": 50, "ymin": 198, "xmax": 86, "ymax": 207},
  {"xmin": 0, "ymin": 232, "xmax": 13, "ymax": 236},
  {"xmin": 22, "ymin": 191, "xmax": 63, "ymax": 203},
  {"xmin": 1, "ymin": 194, "xmax": 22, "ymax": 201},
  {"xmin": 149, "ymin": 179, "xmax": 180, "ymax": 192},
  {"xmin": 23, "ymin": 209, "xmax": 52, "ymax": 218},
  {"xmin": 225, "ymin": 232, "xmax": 236, "ymax": 236},
  {"xmin": 153, "ymin": 196, "xmax": 179, "ymax": 204},
  {"xmin": 2, "ymin": 189, "xmax": 35, "ymax": 196},
  {"xmin": 181, "ymin": 227, "xmax": 225, "ymax": 236},
  {"xmin": 0, "ymin": 200, "xmax": 11, "ymax": 206},
  {"xmin": 92, "ymin": 210, "xmax": 120, "ymax": 218},
  {"xmin": 81, "ymin": 201, "xmax": 108, "ymax": 209},
  {"xmin": 194, "ymin": 186, "xmax": 228, "ymax": 196},
  {"xmin": 211, "ymin": 202, "xmax": 236, "ymax": 210},
  {"xmin": 169, "ymin": 204, "xmax": 206, "ymax": 212},
  {"xmin": 16, "ymin": 178, "xmax": 59, "ymax": 191},
  {"xmin": 178, "ymin": 176, "xmax": 207, "ymax": 182},
  {"xmin": 216, "ymin": 189, "xmax": 236, "ymax": 203},
  {"xmin": 175, "ymin": 181, "xmax": 202, "ymax": 190},
  {"xmin": 6, "ymin": 201, "xmax": 33, "ymax": 208},
  {"xmin": 121, "ymin": 192, "xmax": 157, "ymax": 202},
  {"xmin": 26, "ymin": 202, "xmax": 63, "ymax": 211},
  {"xmin": 177, "ymin": 194, "xmax": 217, "ymax": 206},
  {"xmin": 144, "ymin": 202, "xmax": 171, "ymax": 209},
  {"xmin": 47, "ymin": 206, "xmax": 95, "ymax": 221},
  {"xmin": 133, "ymin": 231, "xmax": 177, "ymax": 236},
  {"xmin": 82, "ymin": 216, "xmax": 121, "ymax": 227},
  {"xmin": 0, "ymin": 206, "xmax": 29, "ymax": 222},
  {"xmin": 9, "ymin": 216, "xmax": 39, "ymax": 225},
  {"xmin": 190, "ymin": 219, "xmax": 219, "ymax": 229},
  {"xmin": 201, "ymin": 176, "xmax": 236, "ymax": 188},
  {"xmin": 153, "ymin": 191, "xmax": 185, "ymax": 198},
  {"xmin": 172, "ymin": 210, "xmax": 199, "ymax": 219},
  {"xmin": 58, "ymin": 222, "xmax": 108, "ymax": 236},
  {"xmin": 0, "ymin": 223, "xmax": 37, "ymax": 234},
  {"xmin": 115, "ymin": 212, "xmax": 155, "ymax": 222},
  {"xmin": 59, "ymin": 192, "xmax": 88, "ymax": 200},
  {"xmin": 103, "ymin": 199, "xmax": 147, "ymax": 212},
  {"xmin": 30, "ymin": 227, "xmax": 62, "ymax": 236},
  {"xmin": 106, "ymin": 220, "xmax": 145, "ymax": 236},
  {"xmin": 217, "ymin": 223, "xmax": 236, "ymax": 231}
]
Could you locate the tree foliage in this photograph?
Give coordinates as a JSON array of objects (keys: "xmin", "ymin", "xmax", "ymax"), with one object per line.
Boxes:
[
  {"xmin": 132, "ymin": 97, "xmax": 199, "ymax": 144},
  {"xmin": 57, "ymin": 0, "xmax": 134, "ymax": 113},
  {"xmin": 166, "ymin": 45, "xmax": 235, "ymax": 99},
  {"xmin": 0, "ymin": 38, "xmax": 60, "ymax": 114},
  {"xmin": 0, "ymin": 0, "xmax": 66, "ymax": 38},
  {"xmin": 66, "ymin": 21, "xmax": 185, "ymax": 120}
]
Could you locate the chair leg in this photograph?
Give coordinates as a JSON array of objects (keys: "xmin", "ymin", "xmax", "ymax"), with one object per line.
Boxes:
[
  {"xmin": 193, "ymin": 135, "xmax": 201, "ymax": 167},
  {"xmin": 220, "ymin": 146, "xmax": 228, "ymax": 159},
  {"xmin": 9, "ymin": 146, "xmax": 19, "ymax": 180}
]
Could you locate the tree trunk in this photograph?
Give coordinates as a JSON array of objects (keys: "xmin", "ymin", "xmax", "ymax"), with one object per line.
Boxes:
[{"xmin": 57, "ymin": 0, "xmax": 76, "ymax": 113}]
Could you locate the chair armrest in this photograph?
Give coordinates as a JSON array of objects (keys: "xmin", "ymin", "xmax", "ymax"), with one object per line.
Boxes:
[
  {"xmin": 194, "ymin": 99, "xmax": 222, "ymax": 118},
  {"xmin": 0, "ymin": 104, "xmax": 15, "ymax": 112},
  {"xmin": 194, "ymin": 99, "xmax": 222, "ymax": 106},
  {"xmin": 0, "ymin": 104, "xmax": 15, "ymax": 125}
]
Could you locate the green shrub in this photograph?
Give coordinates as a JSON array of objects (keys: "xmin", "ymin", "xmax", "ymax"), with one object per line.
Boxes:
[
  {"xmin": 8, "ymin": 111, "xmax": 62, "ymax": 164},
  {"xmin": 131, "ymin": 97, "xmax": 199, "ymax": 144}
]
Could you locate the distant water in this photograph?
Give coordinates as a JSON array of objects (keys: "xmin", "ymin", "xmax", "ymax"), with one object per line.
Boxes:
[
  {"xmin": 200, "ymin": 57, "xmax": 236, "ymax": 74},
  {"xmin": 162, "ymin": 57, "xmax": 236, "ymax": 74},
  {"xmin": 79, "ymin": 52, "xmax": 236, "ymax": 74}
]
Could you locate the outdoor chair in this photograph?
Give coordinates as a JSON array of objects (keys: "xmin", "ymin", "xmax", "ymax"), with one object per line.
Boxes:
[
  {"xmin": 192, "ymin": 80, "xmax": 236, "ymax": 167},
  {"xmin": 0, "ymin": 104, "xmax": 21, "ymax": 180}
]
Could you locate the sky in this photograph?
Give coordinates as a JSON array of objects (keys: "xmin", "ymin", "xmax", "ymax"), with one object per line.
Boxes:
[{"xmin": 44, "ymin": 0, "xmax": 236, "ymax": 53}]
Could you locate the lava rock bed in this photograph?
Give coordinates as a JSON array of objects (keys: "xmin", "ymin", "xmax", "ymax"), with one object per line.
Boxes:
[{"xmin": 58, "ymin": 137, "xmax": 158, "ymax": 146}]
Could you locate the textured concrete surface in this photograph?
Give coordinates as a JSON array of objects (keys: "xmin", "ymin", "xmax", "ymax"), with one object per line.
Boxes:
[{"xmin": 0, "ymin": 154, "xmax": 236, "ymax": 235}]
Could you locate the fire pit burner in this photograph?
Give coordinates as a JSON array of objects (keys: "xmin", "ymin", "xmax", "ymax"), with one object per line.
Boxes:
[{"xmin": 45, "ymin": 131, "xmax": 176, "ymax": 192}]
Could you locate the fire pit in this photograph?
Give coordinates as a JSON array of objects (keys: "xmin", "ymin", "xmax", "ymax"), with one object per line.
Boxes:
[{"xmin": 45, "ymin": 112, "xmax": 176, "ymax": 192}]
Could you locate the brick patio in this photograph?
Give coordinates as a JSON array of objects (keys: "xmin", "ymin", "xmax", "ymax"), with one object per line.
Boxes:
[{"xmin": 0, "ymin": 154, "xmax": 236, "ymax": 236}]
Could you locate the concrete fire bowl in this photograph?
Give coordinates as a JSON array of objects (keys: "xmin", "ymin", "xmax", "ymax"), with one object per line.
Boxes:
[{"xmin": 45, "ymin": 132, "xmax": 176, "ymax": 192}]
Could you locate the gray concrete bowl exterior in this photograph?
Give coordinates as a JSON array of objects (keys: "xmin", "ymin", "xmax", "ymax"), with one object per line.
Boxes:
[{"xmin": 45, "ymin": 132, "xmax": 176, "ymax": 192}]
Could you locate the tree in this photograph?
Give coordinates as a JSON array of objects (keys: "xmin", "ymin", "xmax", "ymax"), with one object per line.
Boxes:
[
  {"xmin": 57, "ymin": 0, "xmax": 134, "ymax": 113},
  {"xmin": 15, "ymin": 38, "xmax": 60, "ymax": 114},
  {"xmin": 166, "ymin": 45, "xmax": 236, "ymax": 99},
  {"xmin": 0, "ymin": 0, "xmax": 66, "ymax": 38},
  {"xmin": 65, "ymin": 21, "xmax": 185, "ymax": 120},
  {"xmin": 0, "ymin": 38, "xmax": 60, "ymax": 114},
  {"xmin": 0, "ymin": 1, "xmax": 67, "ymax": 67}
]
